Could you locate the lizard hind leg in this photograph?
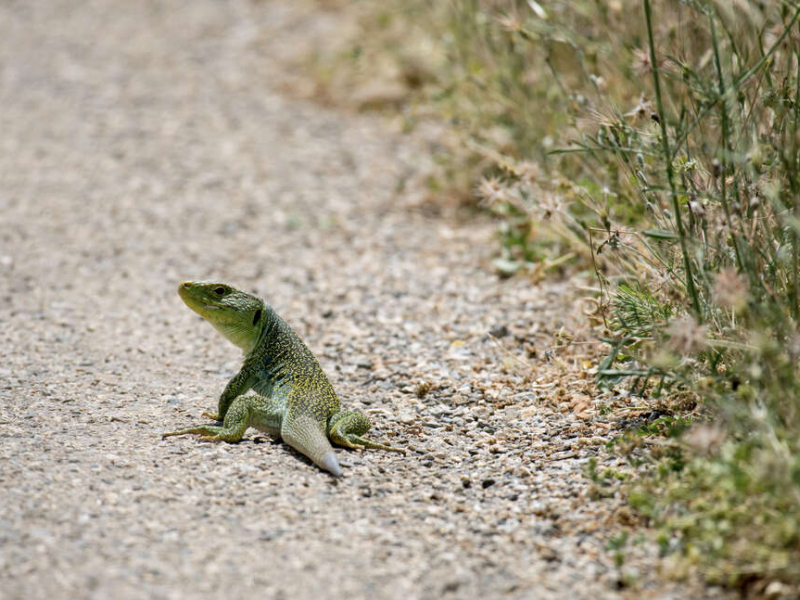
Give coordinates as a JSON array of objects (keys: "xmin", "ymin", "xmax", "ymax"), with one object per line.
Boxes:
[
  {"xmin": 162, "ymin": 394, "xmax": 282, "ymax": 443},
  {"xmin": 161, "ymin": 423, "xmax": 228, "ymax": 441},
  {"xmin": 328, "ymin": 410, "xmax": 406, "ymax": 454}
]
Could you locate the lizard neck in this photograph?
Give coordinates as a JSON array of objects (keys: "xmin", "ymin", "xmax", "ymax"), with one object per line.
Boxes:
[
  {"xmin": 245, "ymin": 308, "xmax": 293, "ymax": 387},
  {"xmin": 247, "ymin": 310, "xmax": 329, "ymax": 396},
  {"xmin": 251, "ymin": 306, "xmax": 279, "ymax": 352}
]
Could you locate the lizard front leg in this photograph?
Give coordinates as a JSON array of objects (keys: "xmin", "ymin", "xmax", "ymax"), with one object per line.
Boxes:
[
  {"xmin": 202, "ymin": 367, "xmax": 254, "ymax": 421},
  {"xmin": 163, "ymin": 394, "xmax": 283, "ymax": 442},
  {"xmin": 328, "ymin": 410, "xmax": 405, "ymax": 454}
]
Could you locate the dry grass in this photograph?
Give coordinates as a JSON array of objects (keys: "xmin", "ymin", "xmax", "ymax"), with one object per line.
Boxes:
[{"xmin": 313, "ymin": 0, "xmax": 800, "ymax": 591}]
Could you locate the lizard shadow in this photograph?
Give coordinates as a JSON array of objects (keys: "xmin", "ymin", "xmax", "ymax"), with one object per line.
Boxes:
[
  {"xmin": 250, "ymin": 435, "xmax": 378, "ymax": 481},
  {"xmin": 249, "ymin": 435, "xmax": 337, "ymax": 475}
]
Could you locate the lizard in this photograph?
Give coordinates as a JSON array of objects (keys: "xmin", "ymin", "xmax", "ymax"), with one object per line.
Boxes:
[{"xmin": 162, "ymin": 281, "xmax": 405, "ymax": 477}]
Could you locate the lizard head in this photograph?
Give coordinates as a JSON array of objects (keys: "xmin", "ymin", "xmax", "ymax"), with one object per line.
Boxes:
[{"xmin": 178, "ymin": 281, "xmax": 265, "ymax": 353}]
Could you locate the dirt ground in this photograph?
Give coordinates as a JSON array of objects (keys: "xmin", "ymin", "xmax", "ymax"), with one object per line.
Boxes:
[{"xmin": 1, "ymin": 2, "xmax": 731, "ymax": 599}]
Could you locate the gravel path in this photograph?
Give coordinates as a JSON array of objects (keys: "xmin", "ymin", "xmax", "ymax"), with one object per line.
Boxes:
[{"xmin": 1, "ymin": 2, "xmax": 729, "ymax": 599}]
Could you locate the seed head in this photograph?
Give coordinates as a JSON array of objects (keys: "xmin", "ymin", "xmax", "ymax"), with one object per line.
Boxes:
[
  {"xmin": 665, "ymin": 316, "xmax": 708, "ymax": 355},
  {"xmin": 632, "ymin": 48, "xmax": 653, "ymax": 76},
  {"xmin": 713, "ymin": 268, "xmax": 748, "ymax": 312},
  {"xmin": 537, "ymin": 192, "xmax": 563, "ymax": 219},
  {"xmin": 477, "ymin": 177, "xmax": 507, "ymax": 208},
  {"xmin": 683, "ymin": 424, "xmax": 726, "ymax": 455},
  {"xmin": 497, "ymin": 14, "xmax": 523, "ymax": 33},
  {"xmin": 688, "ymin": 200, "xmax": 705, "ymax": 218}
]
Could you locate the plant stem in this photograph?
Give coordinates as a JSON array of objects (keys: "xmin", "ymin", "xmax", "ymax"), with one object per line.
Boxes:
[
  {"xmin": 709, "ymin": 13, "xmax": 746, "ymax": 275},
  {"xmin": 642, "ymin": 0, "xmax": 702, "ymax": 319},
  {"xmin": 792, "ymin": 24, "xmax": 800, "ymax": 319}
]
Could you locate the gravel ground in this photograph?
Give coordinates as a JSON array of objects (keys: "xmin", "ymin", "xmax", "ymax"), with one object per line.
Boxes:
[{"xmin": 0, "ymin": 2, "xmax": 731, "ymax": 599}]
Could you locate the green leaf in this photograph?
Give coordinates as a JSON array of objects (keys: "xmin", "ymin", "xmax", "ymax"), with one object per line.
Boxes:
[
  {"xmin": 493, "ymin": 258, "xmax": 521, "ymax": 277},
  {"xmin": 641, "ymin": 229, "xmax": 679, "ymax": 241}
]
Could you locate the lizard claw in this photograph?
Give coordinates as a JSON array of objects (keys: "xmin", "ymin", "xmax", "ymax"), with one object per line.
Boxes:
[{"xmin": 201, "ymin": 411, "xmax": 221, "ymax": 421}]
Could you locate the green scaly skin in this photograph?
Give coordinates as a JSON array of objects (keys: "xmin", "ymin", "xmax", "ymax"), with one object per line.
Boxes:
[{"xmin": 162, "ymin": 281, "xmax": 405, "ymax": 477}]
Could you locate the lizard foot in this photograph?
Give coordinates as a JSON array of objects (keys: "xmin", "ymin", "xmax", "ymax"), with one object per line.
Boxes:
[
  {"xmin": 333, "ymin": 439, "xmax": 365, "ymax": 451},
  {"xmin": 354, "ymin": 437, "xmax": 405, "ymax": 454},
  {"xmin": 329, "ymin": 410, "xmax": 406, "ymax": 454}
]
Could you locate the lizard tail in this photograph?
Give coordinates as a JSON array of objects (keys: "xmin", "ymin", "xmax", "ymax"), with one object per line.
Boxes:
[
  {"xmin": 281, "ymin": 416, "xmax": 342, "ymax": 477},
  {"xmin": 319, "ymin": 452, "xmax": 343, "ymax": 478}
]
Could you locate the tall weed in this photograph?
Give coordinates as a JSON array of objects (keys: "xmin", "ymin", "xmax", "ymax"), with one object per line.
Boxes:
[
  {"xmin": 345, "ymin": 0, "xmax": 800, "ymax": 587},
  {"xmin": 495, "ymin": 0, "xmax": 800, "ymax": 586},
  {"xmin": 317, "ymin": 0, "xmax": 800, "ymax": 587}
]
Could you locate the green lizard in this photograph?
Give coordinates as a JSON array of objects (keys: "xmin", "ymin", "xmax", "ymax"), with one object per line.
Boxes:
[{"xmin": 162, "ymin": 281, "xmax": 405, "ymax": 477}]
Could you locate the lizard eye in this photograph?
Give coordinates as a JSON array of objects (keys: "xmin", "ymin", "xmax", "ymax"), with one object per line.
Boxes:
[
  {"xmin": 213, "ymin": 286, "xmax": 227, "ymax": 296},
  {"xmin": 252, "ymin": 309, "xmax": 262, "ymax": 325}
]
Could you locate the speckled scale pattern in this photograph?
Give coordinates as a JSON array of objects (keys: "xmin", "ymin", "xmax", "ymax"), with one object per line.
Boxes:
[
  {"xmin": 162, "ymin": 394, "xmax": 284, "ymax": 442},
  {"xmin": 248, "ymin": 312, "xmax": 341, "ymax": 423}
]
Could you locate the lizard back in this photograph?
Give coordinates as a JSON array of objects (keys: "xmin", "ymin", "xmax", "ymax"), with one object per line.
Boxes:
[{"xmin": 248, "ymin": 311, "xmax": 341, "ymax": 423}]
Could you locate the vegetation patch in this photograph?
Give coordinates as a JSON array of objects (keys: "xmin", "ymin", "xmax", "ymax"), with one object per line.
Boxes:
[{"xmin": 314, "ymin": 0, "xmax": 800, "ymax": 591}]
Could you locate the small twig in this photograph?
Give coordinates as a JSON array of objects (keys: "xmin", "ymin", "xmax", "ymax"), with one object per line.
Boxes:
[{"xmin": 530, "ymin": 381, "xmax": 557, "ymax": 389}]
